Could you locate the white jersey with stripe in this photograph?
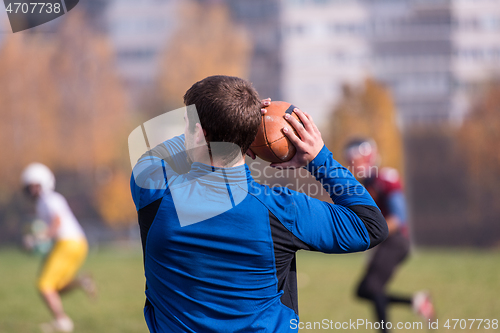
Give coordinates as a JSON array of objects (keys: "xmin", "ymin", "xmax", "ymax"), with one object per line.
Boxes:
[{"xmin": 36, "ymin": 191, "xmax": 85, "ymax": 241}]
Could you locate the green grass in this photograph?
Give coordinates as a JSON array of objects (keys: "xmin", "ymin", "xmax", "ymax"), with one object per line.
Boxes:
[
  {"xmin": 0, "ymin": 247, "xmax": 499, "ymax": 332},
  {"xmin": 0, "ymin": 245, "xmax": 147, "ymax": 333},
  {"xmin": 296, "ymin": 250, "xmax": 500, "ymax": 332}
]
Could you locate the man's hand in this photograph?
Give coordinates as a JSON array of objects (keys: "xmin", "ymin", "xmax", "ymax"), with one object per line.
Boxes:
[
  {"xmin": 385, "ymin": 215, "xmax": 400, "ymax": 235},
  {"xmin": 271, "ymin": 108, "xmax": 324, "ymax": 169},
  {"xmin": 246, "ymin": 98, "xmax": 271, "ymax": 160}
]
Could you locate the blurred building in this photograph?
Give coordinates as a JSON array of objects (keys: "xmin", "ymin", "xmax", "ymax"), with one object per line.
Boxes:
[
  {"xmin": 368, "ymin": 0, "xmax": 453, "ymax": 125},
  {"xmin": 105, "ymin": 0, "xmax": 179, "ymax": 87},
  {"xmin": 104, "ymin": 0, "xmax": 282, "ymax": 101},
  {"xmin": 3, "ymin": 0, "xmax": 498, "ymax": 125},
  {"xmin": 281, "ymin": 0, "xmax": 500, "ymax": 126},
  {"xmin": 79, "ymin": 0, "xmax": 109, "ymax": 32},
  {"xmin": 450, "ymin": 0, "xmax": 500, "ymax": 124},
  {"xmin": 282, "ymin": 0, "xmax": 371, "ymax": 124},
  {"xmin": 224, "ymin": 0, "xmax": 282, "ymax": 100}
]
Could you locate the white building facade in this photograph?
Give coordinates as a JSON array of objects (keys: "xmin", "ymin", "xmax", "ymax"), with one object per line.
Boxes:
[
  {"xmin": 105, "ymin": 0, "xmax": 179, "ymax": 86},
  {"xmin": 281, "ymin": 0, "xmax": 500, "ymax": 126},
  {"xmin": 281, "ymin": 0, "xmax": 371, "ymax": 125},
  {"xmin": 451, "ymin": 0, "xmax": 500, "ymax": 124}
]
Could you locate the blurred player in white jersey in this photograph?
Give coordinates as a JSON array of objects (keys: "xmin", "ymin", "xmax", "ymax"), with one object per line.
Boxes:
[{"xmin": 21, "ymin": 163, "xmax": 96, "ymax": 333}]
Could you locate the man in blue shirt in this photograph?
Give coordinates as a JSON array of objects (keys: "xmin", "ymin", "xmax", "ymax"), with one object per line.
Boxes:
[{"xmin": 130, "ymin": 75, "xmax": 388, "ymax": 332}]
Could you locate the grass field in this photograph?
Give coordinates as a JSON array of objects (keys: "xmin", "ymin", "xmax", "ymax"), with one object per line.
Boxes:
[{"xmin": 0, "ymin": 246, "xmax": 498, "ymax": 332}]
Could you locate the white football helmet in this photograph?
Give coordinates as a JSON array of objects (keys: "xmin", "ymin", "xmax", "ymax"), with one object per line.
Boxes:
[{"xmin": 21, "ymin": 163, "xmax": 55, "ymax": 192}]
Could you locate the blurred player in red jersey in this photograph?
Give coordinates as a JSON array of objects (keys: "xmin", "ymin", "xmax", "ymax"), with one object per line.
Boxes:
[{"xmin": 344, "ymin": 139, "xmax": 435, "ymax": 332}]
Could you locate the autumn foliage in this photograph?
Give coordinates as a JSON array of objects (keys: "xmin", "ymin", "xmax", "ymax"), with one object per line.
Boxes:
[
  {"xmin": 324, "ymin": 78, "xmax": 404, "ymax": 173},
  {"xmin": 0, "ymin": 10, "xmax": 135, "ymax": 229},
  {"xmin": 458, "ymin": 80, "xmax": 500, "ymax": 189},
  {"xmin": 456, "ymin": 80, "xmax": 500, "ymax": 234}
]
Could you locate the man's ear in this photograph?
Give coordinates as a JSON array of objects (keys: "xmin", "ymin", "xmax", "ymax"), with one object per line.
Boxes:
[{"xmin": 194, "ymin": 123, "xmax": 207, "ymax": 146}]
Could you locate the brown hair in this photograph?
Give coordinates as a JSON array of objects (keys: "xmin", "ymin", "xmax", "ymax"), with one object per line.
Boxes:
[{"xmin": 184, "ymin": 75, "xmax": 261, "ymax": 162}]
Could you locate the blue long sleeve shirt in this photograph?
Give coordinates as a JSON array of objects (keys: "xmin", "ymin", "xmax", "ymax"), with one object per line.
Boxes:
[{"xmin": 130, "ymin": 135, "xmax": 387, "ymax": 332}]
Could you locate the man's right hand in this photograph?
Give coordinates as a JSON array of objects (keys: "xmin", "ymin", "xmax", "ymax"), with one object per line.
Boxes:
[{"xmin": 270, "ymin": 108, "xmax": 324, "ymax": 169}]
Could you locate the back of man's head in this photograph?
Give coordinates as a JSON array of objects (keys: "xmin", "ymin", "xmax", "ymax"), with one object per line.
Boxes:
[{"xmin": 183, "ymin": 76, "xmax": 261, "ymax": 163}]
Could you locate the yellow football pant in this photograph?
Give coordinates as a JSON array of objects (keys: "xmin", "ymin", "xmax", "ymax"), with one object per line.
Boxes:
[{"xmin": 38, "ymin": 238, "xmax": 88, "ymax": 293}]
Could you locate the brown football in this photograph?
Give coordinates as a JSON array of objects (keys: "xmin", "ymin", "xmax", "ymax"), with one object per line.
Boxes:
[{"xmin": 250, "ymin": 101, "xmax": 302, "ymax": 163}]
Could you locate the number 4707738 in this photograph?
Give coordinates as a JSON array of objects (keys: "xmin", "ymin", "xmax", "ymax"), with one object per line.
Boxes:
[
  {"xmin": 5, "ymin": 2, "xmax": 62, "ymax": 14},
  {"xmin": 443, "ymin": 319, "xmax": 498, "ymax": 330}
]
